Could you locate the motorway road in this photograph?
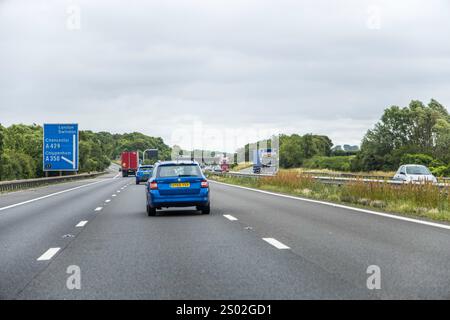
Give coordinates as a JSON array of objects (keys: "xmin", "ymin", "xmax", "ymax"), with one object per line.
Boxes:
[{"xmin": 0, "ymin": 166, "xmax": 449, "ymax": 299}]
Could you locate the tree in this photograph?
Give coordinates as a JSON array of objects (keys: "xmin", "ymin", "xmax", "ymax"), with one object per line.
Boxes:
[
  {"xmin": 277, "ymin": 133, "xmax": 333, "ymax": 168},
  {"xmin": 0, "ymin": 124, "xmax": 171, "ymax": 181},
  {"xmin": 0, "ymin": 124, "xmax": 4, "ymax": 180},
  {"xmin": 311, "ymin": 135, "xmax": 333, "ymax": 157},
  {"xmin": 400, "ymin": 154, "xmax": 436, "ymax": 166},
  {"xmin": 279, "ymin": 134, "xmax": 303, "ymax": 168},
  {"xmin": 434, "ymin": 118, "xmax": 450, "ymax": 164},
  {"xmin": 302, "ymin": 134, "xmax": 315, "ymax": 159},
  {"xmin": 114, "ymin": 132, "xmax": 171, "ymax": 160},
  {"xmin": 354, "ymin": 99, "xmax": 450, "ymax": 171}
]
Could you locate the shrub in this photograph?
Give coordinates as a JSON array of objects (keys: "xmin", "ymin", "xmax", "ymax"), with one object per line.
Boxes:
[
  {"xmin": 303, "ymin": 156, "xmax": 354, "ymax": 171},
  {"xmin": 0, "ymin": 150, "xmax": 35, "ymax": 180},
  {"xmin": 431, "ymin": 165, "xmax": 450, "ymax": 177},
  {"xmin": 400, "ymin": 153, "xmax": 435, "ymax": 166}
]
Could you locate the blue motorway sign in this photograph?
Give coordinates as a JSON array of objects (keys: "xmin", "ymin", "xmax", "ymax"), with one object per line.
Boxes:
[{"xmin": 43, "ymin": 124, "xmax": 79, "ymax": 171}]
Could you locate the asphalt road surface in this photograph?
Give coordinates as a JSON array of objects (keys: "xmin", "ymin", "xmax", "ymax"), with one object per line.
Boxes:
[{"xmin": 1, "ymin": 167, "xmax": 449, "ymax": 299}]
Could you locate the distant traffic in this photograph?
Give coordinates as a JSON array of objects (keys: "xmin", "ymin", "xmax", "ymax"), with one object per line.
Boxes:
[{"xmin": 119, "ymin": 150, "xmax": 210, "ymax": 216}]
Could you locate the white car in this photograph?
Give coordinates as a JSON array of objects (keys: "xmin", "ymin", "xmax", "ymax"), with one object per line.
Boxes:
[
  {"xmin": 202, "ymin": 166, "xmax": 213, "ymax": 172},
  {"xmin": 393, "ymin": 164, "xmax": 437, "ymax": 183}
]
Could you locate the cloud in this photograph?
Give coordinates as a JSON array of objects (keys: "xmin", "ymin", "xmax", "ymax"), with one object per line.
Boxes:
[{"xmin": 1, "ymin": 0, "xmax": 449, "ymax": 151}]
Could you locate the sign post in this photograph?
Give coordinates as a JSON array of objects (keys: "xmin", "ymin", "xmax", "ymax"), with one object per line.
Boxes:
[
  {"xmin": 43, "ymin": 124, "xmax": 79, "ymax": 172},
  {"xmin": 143, "ymin": 148, "xmax": 158, "ymax": 163}
]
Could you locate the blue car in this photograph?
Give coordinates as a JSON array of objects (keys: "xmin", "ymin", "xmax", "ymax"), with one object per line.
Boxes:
[
  {"xmin": 136, "ymin": 165, "xmax": 154, "ymax": 184},
  {"xmin": 145, "ymin": 161, "xmax": 210, "ymax": 216}
]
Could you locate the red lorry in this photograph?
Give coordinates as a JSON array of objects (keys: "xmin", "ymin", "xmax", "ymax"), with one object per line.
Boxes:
[
  {"xmin": 220, "ymin": 158, "xmax": 230, "ymax": 172},
  {"xmin": 121, "ymin": 151, "xmax": 139, "ymax": 177}
]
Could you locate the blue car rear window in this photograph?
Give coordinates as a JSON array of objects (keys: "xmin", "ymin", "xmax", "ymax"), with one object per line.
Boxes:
[{"xmin": 157, "ymin": 165, "xmax": 202, "ymax": 178}]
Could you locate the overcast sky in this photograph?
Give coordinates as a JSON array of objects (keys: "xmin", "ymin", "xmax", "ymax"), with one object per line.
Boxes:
[{"xmin": 1, "ymin": 0, "xmax": 449, "ymax": 151}]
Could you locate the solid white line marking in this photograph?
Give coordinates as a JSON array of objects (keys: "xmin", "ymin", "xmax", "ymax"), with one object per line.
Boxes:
[
  {"xmin": 210, "ymin": 181, "xmax": 450, "ymax": 231},
  {"xmin": 113, "ymin": 173, "xmax": 120, "ymax": 179},
  {"xmin": 105, "ymin": 199, "xmax": 111, "ymax": 203},
  {"xmin": 0, "ymin": 179, "xmax": 109, "ymax": 212},
  {"xmin": 263, "ymin": 238, "xmax": 290, "ymax": 249},
  {"xmin": 37, "ymin": 247, "xmax": 61, "ymax": 261},
  {"xmin": 76, "ymin": 220, "xmax": 88, "ymax": 227},
  {"xmin": 223, "ymin": 214, "xmax": 238, "ymax": 221},
  {"xmin": 95, "ymin": 207, "xmax": 103, "ymax": 211}
]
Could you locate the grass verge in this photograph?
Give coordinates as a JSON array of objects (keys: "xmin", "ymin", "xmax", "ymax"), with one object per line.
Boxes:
[
  {"xmin": 231, "ymin": 162, "xmax": 253, "ymax": 171},
  {"xmin": 208, "ymin": 171, "xmax": 450, "ymax": 223}
]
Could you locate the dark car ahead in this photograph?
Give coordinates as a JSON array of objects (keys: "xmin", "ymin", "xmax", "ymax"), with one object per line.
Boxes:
[{"xmin": 145, "ymin": 161, "xmax": 210, "ymax": 216}]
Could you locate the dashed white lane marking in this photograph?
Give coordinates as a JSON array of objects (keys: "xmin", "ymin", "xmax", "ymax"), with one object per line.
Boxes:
[
  {"xmin": 105, "ymin": 199, "xmax": 111, "ymax": 203},
  {"xmin": 0, "ymin": 179, "xmax": 110, "ymax": 212},
  {"xmin": 223, "ymin": 214, "xmax": 238, "ymax": 221},
  {"xmin": 112, "ymin": 194, "xmax": 116, "ymax": 197},
  {"xmin": 262, "ymin": 238, "xmax": 290, "ymax": 250},
  {"xmin": 37, "ymin": 248, "xmax": 61, "ymax": 261},
  {"xmin": 210, "ymin": 180, "xmax": 450, "ymax": 231},
  {"xmin": 117, "ymin": 190, "xmax": 121, "ymax": 193},
  {"xmin": 95, "ymin": 207, "xmax": 103, "ymax": 211},
  {"xmin": 76, "ymin": 220, "xmax": 88, "ymax": 227}
]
